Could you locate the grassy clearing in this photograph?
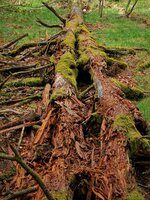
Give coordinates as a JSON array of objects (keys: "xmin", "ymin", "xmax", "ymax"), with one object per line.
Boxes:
[
  {"xmin": 0, "ymin": 1, "xmax": 66, "ymax": 44},
  {"xmin": 84, "ymin": 0, "xmax": 150, "ymax": 48},
  {"xmin": 135, "ymin": 68, "xmax": 150, "ymax": 122},
  {"xmin": 137, "ymin": 98, "xmax": 150, "ymax": 122}
]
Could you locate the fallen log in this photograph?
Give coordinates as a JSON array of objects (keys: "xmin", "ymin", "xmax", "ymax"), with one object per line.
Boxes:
[{"xmin": 30, "ymin": 2, "xmax": 149, "ymax": 200}]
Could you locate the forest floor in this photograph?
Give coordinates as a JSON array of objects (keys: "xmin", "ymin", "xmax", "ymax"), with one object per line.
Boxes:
[{"xmin": 0, "ymin": 0, "xmax": 150, "ymax": 199}]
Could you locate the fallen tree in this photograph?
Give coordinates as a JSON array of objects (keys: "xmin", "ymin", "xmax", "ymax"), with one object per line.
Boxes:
[{"xmin": 0, "ymin": 1, "xmax": 150, "ymax": 200}]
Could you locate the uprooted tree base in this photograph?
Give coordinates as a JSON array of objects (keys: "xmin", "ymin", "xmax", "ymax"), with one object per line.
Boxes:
[{"xmin": 0, "ymin": 2, "xmax": 150, "ymax": 200}]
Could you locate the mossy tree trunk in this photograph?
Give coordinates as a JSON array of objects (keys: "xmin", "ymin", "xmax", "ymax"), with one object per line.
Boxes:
[
  {"xmin": 0, "ymin": 2, "xmax": 149, "ymax": 200},
  {"xmin": 31, "ymin": 3, "xmax": 150, "ymax": 200}
]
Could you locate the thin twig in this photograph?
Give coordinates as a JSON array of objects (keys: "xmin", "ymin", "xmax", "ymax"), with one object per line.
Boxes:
[
  {"xmin": 0, "ymin": 63, "xmax": 37, "ymax": 72},
  {"xmin": 0, "ymin": 121, "xmax": 40, "ymax": 135},
  {"xmin": 0, "ymin": 145, "xmax": 55, "ymax": 200},
  {"xmin": 0, "ymin": 93, "xmax": 42, "ymax": 106},
  {"xmin": 126, "ymin": 0, "xmax": 139, "ymax": 17},
  {"xmin": 6, "ymin": 186, "xmax": 38, "ymax": 200},
  {"xmin": 0, "ymin": 34, "xmax": 28, "ymax": 50},
  {"xmin": 42, "ymin": 2, "xmax": 66, "ymax": 25},
  {"xmin": 17, "ymin": 126, "xmax": 25, "ymax": 150},
  {"xmin": 0, "ymin": 109, "xmax": 22, "ymax": 115},
  {"xmin": 0, "ymin": 64, "xmax": 52, "ymax": 89},
  {"xmin": 0, "ymin": 74, "xmax": 12, "ymax": 90},
  {"xmin": 37, "ymin": 18, "xmax": 63, "ymax": 29}
]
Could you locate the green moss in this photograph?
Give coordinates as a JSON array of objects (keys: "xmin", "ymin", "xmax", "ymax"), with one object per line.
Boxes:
[
  {"xmin": 62, "ymin": 30, "xmax": 76, "ymax": 49},
  {"xmin": 78, "ymin": 52, "xmax": 89, "ymax": 66},
  {"xmin": 126, "ymin": 189, "xmax": 144, "ymax": 200},
  {"xmin": 55, "ymin": 52, "xmax": 78, "ymax": 90},
  {"xmin": 113, "ymin": 114, "xmax": 150, "ymax": 156},
  {"xmin": 138, "ymin": 61, "xmax": 150, "ymax": 71},
  {"xmin": 50, "ymin": 88, "xmax": 67, "ymax": 102},
  {"xmin": 106, "ymin": 57, "xmax": 127, "ymax": 70},
  {"xmin": 50, "ymin": 55, "xmax": 55, "ymax": 63},
  {"xmin": 5, "ymin": 77, "xmax": 43, "ymax": 87},
  {"xmin": 112, "ymin": 78, "xmax": 144, "ymax": 100},
  {"xmin": 42, "ymin": 190, "xmax": 67, "ymax": 200}
]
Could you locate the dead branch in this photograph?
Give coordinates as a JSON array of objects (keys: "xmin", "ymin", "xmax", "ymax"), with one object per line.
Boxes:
[
  {"xmin": 42, "ymin": 2, "xmax": 66, "ymax": 25},
  {"xmin": 0, "ymin": 74, "xmax": 12, "ymax": 90},
  {"xmin": 0, "ymin": 63, "xmax": 37, "ymax": 73},
  {"xmin": 0, "ymin": 109, "xmax": 22, "ymax": 115},
  {"xmin": 125, "ymin": 0, "xmax": 132, "ymax": 12},
  {"xmin": 0, "ymin": 93, "xmax": 42, "ymax": 106},
  {"xmin": 0, "ymin": 64, "xmax": 52, "ymax": 89},
  {"xmin": 126, "ymin": 0, "xmax": 139, "ymax": 17},
  {"xmin": 0, "ymin": 34, "xmax": 28, "ymax": 50},
  {"xmin": 4, "ymin": 41, "xmax": 48, "ymax": 57},
  {"xmin": 0, "ymin": 145, "xmax": 55, "ymax": 200},
  {"xmin": 12, "ymin": 64, "xmax": 52, "ymax": 76},
  {"xmin": 42, "ymin": 83, "xmax": 51, "ymax": 109},
  {"xmin": 37, "ymin": 18, "xmax": 63, "ymax": 29},
  {"xmin": 0, "ymin": 121, "xmax": 40, "ymax": 135},
  {"xmin": 79, "ymin": 84, "xmax": 94, "ymax": 99},
  {"xmin": 0, "ymin": 111, "xmax": 40, "ymax": 130},
  {"xmin": 6, "ymin": 186, "xmax": 38, "ymax": 200},
  {"xmin": 17, "ymin": 126, "xmax": 25, "ymax": 150}
]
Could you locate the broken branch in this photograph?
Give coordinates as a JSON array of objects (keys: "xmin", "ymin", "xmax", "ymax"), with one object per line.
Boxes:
[
  {"xmin": 0, "ymin": 33, "xmax": 28, "ymax": 50},
  {"xmin": 17, "ymin": 126, "xmax": 25, "ymax": 150},
  {"xmin": 0, "ymin": 145, "xmax": 55, "ymax": 200},
  {"xmin": 42, "ymin": 2, "xmax": 66, "ymax": 25},
  {"xmin": 0, "ymin": 121, "xmax": 40, "ymax": 135},
  {"xmin": 6, "ymin": 186, "xmax": 38, "ymax": 200},
  {"xmin": 37, "ymin": 18, "xmax": 63, "ymax": 29}
]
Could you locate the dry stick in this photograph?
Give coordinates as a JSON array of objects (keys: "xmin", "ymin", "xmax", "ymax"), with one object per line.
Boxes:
[
  {"xmin": 0, "ymin": 109, "xmax": 22, "ymax": 115},
  {"xmin": 0, "ymin": 64, "xmax": 52, "ymax": 89},
  {"xmin": 0, "ymin": 121, "xmax": 40, "ymax": 134},
  {"xmin": 37, "ymin": 18, "xmax": 63, "ymax": 29},
  {"xmin": 79, "ymin": 84, "xmax": 94, "ymax": 99},
  {"xmin": 0, "ymin": 145, "xmax": 54, "ymax": 200},
  {"xmin": 5, "ymin": 41, "xmax": 48, "ymax": 57},
  {"xmin": 42, "ymin": 2, "xmax": 66, "ymax": 25},
  {"xmin": 0, "ymin": 63, "xmax": 37, "ymax": 72},
  {"xmin": 4, "ymin": 31, "xmax": 65, "ymax": 57},
  {"xmin": 17, "ymin": 126, "xmax": 25, "ymax": 150},
  {"xmin": 125, "ymin": 0, "xmax": 132, "ymax": 12},
  {"xmin": 6, "ymin": 186, "xmax": 38, "ymax": 200},
  {"xmin": 138, "ymin": 183, "xmax": 150, "ymax": 190},
  {"xmin": 0, "ymin": 94, "xmax": 42, "ymax": 106},
  {"xmin": 12, "ymin": 63, "xmax": 52, "ymax": 76},
  {"xmin": 0, "ymin": 34, "xmax": 28, "ymax": 50},
  {"xmin": 0, "ymin": 74, "xmax": 12, "ymax": 90},
  {"xmin": 126, "ymin": 0, "xmax": 139, "ymax": 17}
]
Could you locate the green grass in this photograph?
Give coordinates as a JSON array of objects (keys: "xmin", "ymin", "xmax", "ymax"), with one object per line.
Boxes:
[
  {"xmin": 135, "ymin": 68, "xmax": 150, "ymax": 91},
  {"xmin": 135, "ymin": 68, "xmax": 150, "ymax": 122},
  {"xmin": 84, "ymin": 0, "xmax": 150, "ymax": 48},
  {"xmin": 137, "ymin": 98, "xmax": 150, "ymax": 122},
  {"xmin": 0, "ymin": 2, "xmax": 66, "ymax": 44}
]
